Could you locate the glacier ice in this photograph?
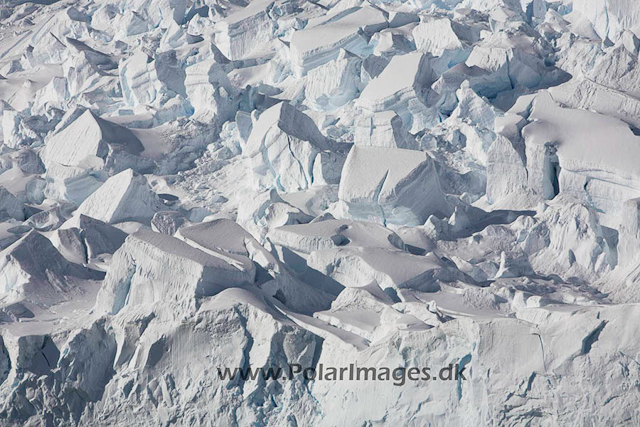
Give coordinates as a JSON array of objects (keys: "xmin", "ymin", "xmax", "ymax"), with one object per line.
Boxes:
[
  {"xmin": 0, "ymin": 0, "xmax": 640, "ymax": 425},
  {"xmin": 290, "ymin": 6, "xmax": 387, "ymax": 76},
  {"xmin": 0, "ymin": 230, "xmax": 100, "ymax": 316},
  {"xmin": 43, "ymin": 109, "xmax": 148, "ymax": 174},
  {"xmin": 76, "ymin": 169, "xmax": 162, "ymax": 224},
  {"xmin": 244, "ymin": 101, "xmax": 347, "ymax": 192},
  {"xmin": 338, "ymin": 145, "xmax": 450, "ymax": 225},
  {"xmin": 95, "ymin": 228, "xmax": 255, "ymax": 315}
]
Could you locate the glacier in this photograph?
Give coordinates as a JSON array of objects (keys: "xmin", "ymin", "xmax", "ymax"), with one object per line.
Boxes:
[{"xmin": 0, "ymin": 0, "xmax": 638, "ymax": 425}]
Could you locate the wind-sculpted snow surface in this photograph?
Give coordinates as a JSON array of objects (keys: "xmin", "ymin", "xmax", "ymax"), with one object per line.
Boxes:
[{"xmin": 1, "ymin": 0, "xmax": 640, "ymax": 425}]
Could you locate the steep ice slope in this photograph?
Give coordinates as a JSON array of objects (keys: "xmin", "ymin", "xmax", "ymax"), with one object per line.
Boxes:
[
  {"xmin": 214, "ymin": 0, "xmax": 275, "ymax": 60},
  {"xmin": 357, "ymin": 51, "xmax": 435, "ymax": 132},
  {"xmin": 487, "ymin": 90, "xmax": 640, "ymax": 227},
  {"xmin": 290, "ymin": 6, "xmax": 388, "ymax": 76},
  {"xmin": 0, "ymin": 230, "xmax": 101, "ymax": 319},
  {"xmin": 2, "ymin": 286, "xmax": 640, "ymax": 426},
  {"xmin": 338, "ymin": 145, "xmax": 450, "ymax": 225},
  {"xmin": 42, "ymin": 109, "xmax": 153, "ymax": 177},
  {"xmin": 75, "ymin": 169, "xmax": 162, "ymax": 224},
  {"xmin": 95, "ymin": 228, "xmax": 255, "ymax": 315},
  {"xmin": 178, "ymin": 219, "xmax": 334, "ymax": 312},
  {"xmin": 244, "ymin": 101, "xmax": 347, "ymax": 192},
  {"xmin": 573, "ymin": 0, "xmax": 640, "ymax": 43},
  {"xmin": 58, "ymin": 213, "xmax": 128, "ymax": 262},
  {"xmin": 0, "ymin": 187, "xmax": 24, "ymax": 221},
  {"xmin": 0, "ymin": 0, "xmax": 640, "ymax": 425}
]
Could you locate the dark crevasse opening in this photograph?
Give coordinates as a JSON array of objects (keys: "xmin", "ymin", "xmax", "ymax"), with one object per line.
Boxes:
[{"xmin": 551, "ymin": 160, "xmax": 561, "ymax": 198}]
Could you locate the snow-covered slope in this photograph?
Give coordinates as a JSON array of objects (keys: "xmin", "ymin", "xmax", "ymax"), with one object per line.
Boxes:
[{"xmin": 0, "ymin": 0, "xmax": 640, "ymax": 425}]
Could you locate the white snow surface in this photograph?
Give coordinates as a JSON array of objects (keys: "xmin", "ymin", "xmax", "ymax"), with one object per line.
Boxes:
[{"xmin": 0, "ymin": 0, "xmax": 639, "ymax": 425}]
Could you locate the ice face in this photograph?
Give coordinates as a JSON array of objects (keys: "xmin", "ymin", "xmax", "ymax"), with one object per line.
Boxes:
[
  {"xmin": 1, "ymin": 0, "xmax": 640, "ymax": 425},
  {"xmin": 338, "ymin": 145, "xmax": 451, "ymax": 225}
]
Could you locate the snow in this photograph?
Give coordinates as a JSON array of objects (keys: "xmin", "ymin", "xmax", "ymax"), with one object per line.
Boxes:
[
  {"xmin": 308, "ymin": 247, "xmax": 446, "ymax": 293},
  {"xmin": 176, "ymin": 220, "xmax": 257, "ymax": 278},
  {"xmin": 573, "ymin": 0, "xmax": 640, "ymax": 43},
  {"xmin": 244, "ymin": 101, "xmax": 346, "ymax": 192},
  {"xmin": 43, "ymin": 109, "xmax": 145, "ymax": 173},
  {"xmin": 358, "ymin": 51, "xmax": 431, "ymax": 110},
  {"xmin": 75, "ymin": 169, "xmax": 162, "ymax": 224},
  {"xmin": 179, "ymin": 218, "xmax": 334, "ymax": 313},
  {"xmin": 338, "ymin": 146, "xmax": 450, "ymax": 225},
  {"xmin": 304, "ymin": 50, "xmax": 361, "ymax": 111},
  {"xmin": 267, "ymin": 218, "xmax": 406, "ymax": 254},
  {"xmin": 1, "ymin": 0, "xmax": 640, "ymax": 425},
  {"xmin": 95, "ymin": 228, "xmax": 254, "ymax": 315},
  {"xmin": 0, "ymin": 230, "xmax": 99, "ymax": 314},
  {"xmin": 60, "ymin": 214, "xmax": 128, "ymax": 261},
  {"xmin": 357, "ymin": 51, "xmax": 437, "ymax": 132},
  {"xmin": 514, "ymin": 91, "xmax": 640, "ymax": 226},
  {"xmin": 214, "ymin": 0, "xmax": 275, "ymax": 60},
  {"xmin": 354, "ymin": 111, "xmax": 418, "ymax": 149},
  {"xmin": 413, "ymin": 17, "xmax": 473, "ymax": 57},
  {"xmin": 290, "ymin": 6, "xmax": 388, "ymax": 76},
  {"xmin": 0, "ymin": 187, "xmax": 23, "ymax": 220}
]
